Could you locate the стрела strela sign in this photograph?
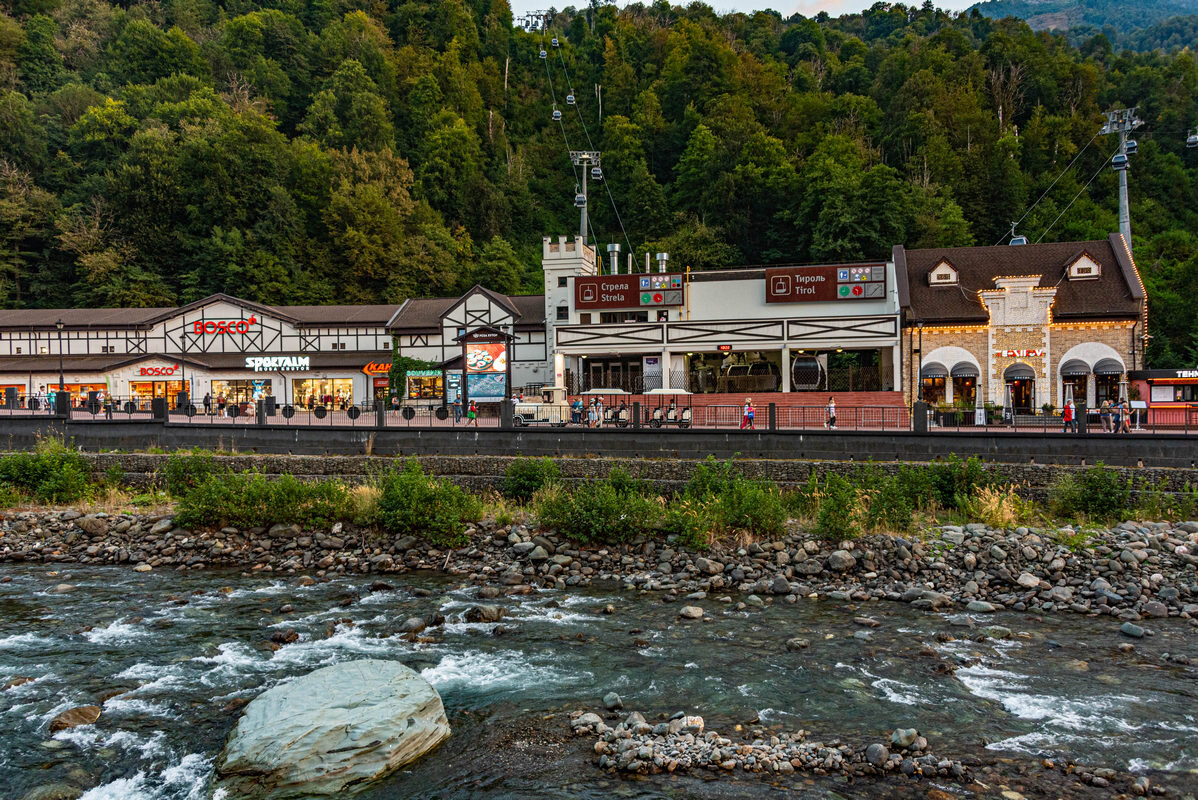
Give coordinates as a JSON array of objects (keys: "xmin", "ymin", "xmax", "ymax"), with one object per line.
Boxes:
[
  {"xmin": 245, "ymin": 356, "xmax": 310, "ymax": 372},
  {"xmin": 194, "ymin": 315, "xmax": 259, "ymax": 335}
]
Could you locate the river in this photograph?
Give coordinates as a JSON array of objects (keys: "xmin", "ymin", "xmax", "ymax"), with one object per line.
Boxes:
[{"xmin": 1, "ymin": 564, "xmax": 1195, "ymax": 799}]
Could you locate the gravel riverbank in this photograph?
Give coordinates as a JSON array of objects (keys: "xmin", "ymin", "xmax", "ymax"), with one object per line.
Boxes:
[{"xmin": 2, "ymin": 509, "xmax": 1196, "ymax": 625}]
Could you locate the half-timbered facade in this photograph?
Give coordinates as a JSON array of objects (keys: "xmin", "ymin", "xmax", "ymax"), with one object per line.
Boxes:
[{"xmin": 0, "ymin": 294, "xmax": 396, "ymax": 406}]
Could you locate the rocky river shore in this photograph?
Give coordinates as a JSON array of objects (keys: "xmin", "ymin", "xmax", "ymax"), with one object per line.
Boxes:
[{"xmin": 2, "ymin": 508, "xmax": 1197, "ymax": 626}]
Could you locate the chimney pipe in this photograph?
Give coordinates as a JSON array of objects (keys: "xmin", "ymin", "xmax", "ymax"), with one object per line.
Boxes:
[
  {"xmin": 645, "ymin": 253, "xmax": 650, "ymax": 274},
  {"xmin": 627, "ymin": 253, "xmax": 633, "ymax": 275},
  {"xmin": 606, "ymin": 243, "xmax": 621, "ymax": 275},
  {"xmin": 655, "ymin": 252, "xmax": 670, "ymax": 274}
]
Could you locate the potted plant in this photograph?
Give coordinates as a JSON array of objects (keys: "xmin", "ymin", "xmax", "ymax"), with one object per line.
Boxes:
[{"xmin": 1041, "ymin": 402, "xmax": 1055, "ymax": 417}]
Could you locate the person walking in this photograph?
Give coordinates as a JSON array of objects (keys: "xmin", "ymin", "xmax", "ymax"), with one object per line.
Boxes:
[
  {"xmin": 1120, "ymin": 399, "xmax": 1132, "ymax": 433},
  {"xmin": 33, "ymin": 385, "xmax": 46, "ymax": 412},
  {"xmin": 571, "ymin": 398, "xmax": 582, "ymax": 425},
  {"xmin": 826, "ymin": 396, "xmax": 838, "ymax": 430},
  {"xmin": 595, "ymin": 397, "xmax": 605, "ymax": 428},
  {"xmin": 1112, "ymin": 398, "xmax": 1123, "ymax": 434},
  {"xmin": 218, "ymin": 394, "xmax": 227, "ymax": 417},
  {"xmin": 467, "ymin": 399, "xmax": 478, "ymax": 427},
  {"xmin": 586, "ymin": 399, "xmax": 597, "ymax": 428},
  {"xmin": 740, "ymin": 397, "xmax": 755, "ymax": 430},
  {"xmin": 203, "ymin": 392, "xmax": 212, "ymax": 415},
  {"xmin": 1062, "ymin": 399, "xmax": 1075, "ymax": 433},
  {"xmin": 452, "ymin": 396, "xmax": 462, "ymax": 423},
  {"xmin": 1099, "ymin": 399, "xmax": 1112, "ymax": 432}
]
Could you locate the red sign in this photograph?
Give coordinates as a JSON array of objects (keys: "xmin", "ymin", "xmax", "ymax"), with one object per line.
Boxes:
[
  {"xmin": 138, "ymin": 364, "xmax": 179, "ymax": 376},
  {"xmin": 765, "ymin": 264, "xmax": 886, "ymax": 303},
  {"xmin": 193, "ymin": 315, "xmax": 258, "ymax": 335},
  {"xmin": 362, "ymin": 361, "xmax": 391, "ymax": 376},
  {"xmin": 574, "ymin": 274, "xmax": 684, "ymax": 310},
  {"xmin": 995, "ymin": 349, "xmax": 1045, "ymax": 358},
  {"xmin": 373, "ymin": 377, "xmax": 390, "ymax": 387},
  {"xmin": 718, "ymin": 344, "xmax": 732, "ymax": 352}
]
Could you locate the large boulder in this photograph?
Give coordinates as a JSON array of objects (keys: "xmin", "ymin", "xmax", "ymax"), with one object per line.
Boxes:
[{"xmin": 214, "ymin": 660, "xmax": 450, "ymax": 798}]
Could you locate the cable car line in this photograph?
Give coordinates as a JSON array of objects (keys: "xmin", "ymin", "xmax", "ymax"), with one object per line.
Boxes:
[
  {"xmin": 993, "ymin": 129, "xmax": 1099, "ymax": 246},
  {"xmin": 1035, "ymin": 144, "xmax": 1120, "ymax": 244}
]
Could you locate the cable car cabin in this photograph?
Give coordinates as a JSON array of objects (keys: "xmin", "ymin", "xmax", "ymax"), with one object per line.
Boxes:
[
  {"xmin": 645, "ymin": 388, "xmax": 692, "ymax": 428},
  {"xmin": 566, "ymin": 94, "xmax": 575, "ymax": 105},
  {"xmin": 1188, "ymin": 133, "xmax": 1198, "ymax": 149},
  {"xmin": 513, "ymin": 386, "xmax": 570, "ymax": 427},
  {"xmin": 717, "ymin": 362, "xmax": 780, "ymax": 394},
  {"xmin": 574, "ymin": 193, "xmax": 586, "ymax": 208},
  {"xmin": 1009, "ymin": 236, "xmax": 1028, "ymax": 246},
  {"xmin": 1125, "ymin": 139, "xmax": 1138, "ymax": 155},
  {"xmin": 552, "ymin": 109, "xmax": 562, "ymax": 121},
  {"xmin": 539, "ymin": 50, "xmax": 547, "ymax": 59},
  {"xmin": 551, "ymin": 37, "xmax": 559, "ymax": 47},
  {"xmin": 590, "ymin": 166, "xmax": 603, "ymax": 181},
  {"xmin": 1111, "ymin": 153, "xmax": 1129, "ymax": 171}
]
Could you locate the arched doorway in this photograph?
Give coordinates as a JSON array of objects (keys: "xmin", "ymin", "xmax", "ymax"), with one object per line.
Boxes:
[
  {"xmin": 1059, "ymin": 359, "xmax": 1089, "ymax": 406},
  {"xmin": 1094, "ymin": 358, "xmax": 1124, "ymax": 404},
  {"xmin": 919, "ymin": 362, "xmax": 947, "ymax": 404},
  {"xmin": 1004, "ymin": 363, "xmax": 1035, "ymax": 412},
  {"xmin": 950, "ymin": 362, "xmax": 978, "ymax": 406}
]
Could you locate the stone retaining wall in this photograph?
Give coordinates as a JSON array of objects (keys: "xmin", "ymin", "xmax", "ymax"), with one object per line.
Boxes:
[{"xmin": 78, "ymin": 452, "xmax": 1198, "ymax": 496}]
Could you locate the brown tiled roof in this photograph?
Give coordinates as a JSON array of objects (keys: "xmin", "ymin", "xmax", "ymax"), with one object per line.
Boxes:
[
  {"xmin": 510, "ymin": 294, "xmax": 546, "ymax": 326},
  {"xmin": 387, "ymin": 297, "xmax": 458, "ymax": 332},
  {"xmin": 388, "ymin": 293, "xmax": 547, "ymax": 332},
  {"xmin": 0, "ymin": 308, "xmax": 173, "ymax": 330},
  {"xmin": 899, "ymin": 235, "xmax": 1143, "ymax": 323},
  {"xmin": 275, "ymin": 304, "xmax": 398, "ymax": 325}
]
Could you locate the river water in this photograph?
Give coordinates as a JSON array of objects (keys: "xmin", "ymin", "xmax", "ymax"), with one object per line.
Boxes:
[{"xmin": 1, "ymin": 564, "xmax": 1195, "ymax": 799}]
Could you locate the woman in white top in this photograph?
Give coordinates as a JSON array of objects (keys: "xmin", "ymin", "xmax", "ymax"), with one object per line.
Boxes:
[{"xmin": 826, "ymin": 397, "xmax": 837, "ymax": 429}]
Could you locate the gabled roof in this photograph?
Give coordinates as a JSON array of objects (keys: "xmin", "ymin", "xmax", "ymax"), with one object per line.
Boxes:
[
  {"xmin": 440, "ymin": 285, "xmax": 523, "ymax": 323},
  {"xmin": 387, "ymin": 291, "xmax": 547, "ymax": 332},
  {"xmin": 898, "ymin": 235, "xmax": 1143, "ymax": 324}
]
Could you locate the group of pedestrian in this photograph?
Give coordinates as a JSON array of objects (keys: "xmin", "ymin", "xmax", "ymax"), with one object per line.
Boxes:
[
  {"xmin": 1061, "ymin": 398, "xmax": 1134, "ymax": 433},
  {"xmin": 1099, "ymin": 398, "xmax": 1134, "ymax": 433}
]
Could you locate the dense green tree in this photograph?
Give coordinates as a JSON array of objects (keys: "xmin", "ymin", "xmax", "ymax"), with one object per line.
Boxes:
[{"xmin": 0, "ymin": 0, "xmax": 1193, "ymax": 363}]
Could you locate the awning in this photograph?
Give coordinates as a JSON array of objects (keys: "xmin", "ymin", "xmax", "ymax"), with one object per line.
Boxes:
[
  {"xmin": 1004, "ymin": 363, "xmax": 1035, "ymax": 380},
  {"xmin": 950, "ymin": 363, "xmax": 978, "ymax": 378},
  {"xmin": 1094, "ymin": 358, "xmax": 1124, "ymax": 376},
  {"xmin": 920, "ymin": 362, "xmax": 948, "ymax": 379},
  {"xmin": 1060, "ymin": 359, "xmax": 1090, "ymax": 377}
]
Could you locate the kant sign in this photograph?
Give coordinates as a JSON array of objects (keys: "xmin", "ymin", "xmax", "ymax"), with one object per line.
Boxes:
[{"xmin": 245, "ymin": 355, "xmax": 309, "ymax": 372}]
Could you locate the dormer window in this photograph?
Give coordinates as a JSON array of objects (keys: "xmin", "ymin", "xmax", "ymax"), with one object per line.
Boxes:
[
  {"xmin": 929, "ymin": 260, "xmax": 958, "ymax": 286},
  {"xmin": 1068, "ymin": 254, "xmax": 1100, "ymax": 280}
]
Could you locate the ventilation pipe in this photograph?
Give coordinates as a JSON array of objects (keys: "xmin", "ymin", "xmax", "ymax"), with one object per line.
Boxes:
[
  {"xmin": 645, "ymin": 253, "xmax": 650, "ymax": 273},
  {"xmin": 606, "ymin": 243, "xmax": 621, "ymax": 275},
  {"xmin": 655, "ymin": 252, "xmax": 670, "ymax": 273},
  {"xmin": 628, "ymin": 253, "xmax": 634, "ymax": 275}
]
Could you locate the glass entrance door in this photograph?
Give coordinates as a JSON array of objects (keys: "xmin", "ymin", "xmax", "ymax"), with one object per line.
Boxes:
[{"xmin": 1006, "ymin": 379, "xmax": 1034, "ymax": 412}]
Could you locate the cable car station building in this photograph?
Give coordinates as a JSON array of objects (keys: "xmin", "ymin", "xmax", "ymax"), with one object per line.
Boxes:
[
  {"xmin": 898, "ymin": 234, "xmax": 1146, "ymax": 413},
  {"xmin": 541, "ymin": 236, "xmax": 903, "ymax": 405}
]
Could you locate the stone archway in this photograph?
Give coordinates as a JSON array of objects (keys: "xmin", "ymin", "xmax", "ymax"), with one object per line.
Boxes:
[
  {"xmin": 922, "ymin": 346, "xmax": 983, "ymax": 405},
  {"xmin": 1057, "ymin": 342, "xmax": 1124, "ymax": 407}
]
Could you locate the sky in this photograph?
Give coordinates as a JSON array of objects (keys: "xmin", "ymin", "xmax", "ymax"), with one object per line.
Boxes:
[{"xmin": 509, "ymin": 0, "xmax": 978, "ymax": 18}]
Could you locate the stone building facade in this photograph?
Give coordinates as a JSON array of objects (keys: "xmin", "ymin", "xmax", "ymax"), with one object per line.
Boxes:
[{"xmin": 896, "ymin": 234, "xmax": 1146, "ymax": 412}]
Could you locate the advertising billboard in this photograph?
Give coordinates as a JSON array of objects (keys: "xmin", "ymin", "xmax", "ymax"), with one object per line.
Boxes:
[
  {"xmin": 765, "ymin": 264, "xmax": 886, "ymax": 303},
  {"xmin": 574, "ymin": 274, "xmax": 684, "ymax": 310},
  {"xmin": 467, "ymin": 372, "xmax": 506, "ymax": 402},
  {"xmin": 465, "ymin": 342, "xmax": 507, "ymax": 373}
]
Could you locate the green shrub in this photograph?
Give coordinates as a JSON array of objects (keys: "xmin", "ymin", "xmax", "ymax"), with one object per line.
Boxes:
[
  {"xmin": 784, "ymin": 473, "xmax": 824, "ymax": 518},
  {"xmin": 1048, "ymin": 463, "xmax": 1130, "ymax": 520},
  {"xmin": 374, "ymin": 460, "xmax": 482, "ymax": 548},
  {"xmin": 860, "ymin": 474, "xmax": 915, "ymax": 533},
  {"xmin": 929, "ymin": 455, "xmax": 991, "ymax": 510},
  {"xmin": 175, "ymin": 472, "xmax": 355, "ymax": 529},
  {"xmin": 533, "ymin": 468, "xmax": 659, "ymax": 545},
  {"xmin": 502, "ymin": 457, "xmax": 561, "ymax": 502},
  {"xmin": 815, "ymin": 473, "xmax": 858, "ymax": 542},
  {"xmin": 163, "ymin": 451, "xmax": 225, "ymax": 496},
  {"xmin": 0, "ymin": 439, "xmax": 92, "ymax": 504}
]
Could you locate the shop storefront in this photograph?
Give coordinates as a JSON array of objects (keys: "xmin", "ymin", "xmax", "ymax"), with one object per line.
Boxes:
[
  {"xmin": 293, "ymin": 378, "xmax": 353, "ymax": 409},
  {"xmin": 406, "ymin": 370, "xmax": 443, "ymax": 402},
  {"xmin": 900, "ymin": 235, "xmax": 1146, "ymax": 413},
  {"xmin": 211, "ymin": 379, "xmax": 272, "ymax": 404}
]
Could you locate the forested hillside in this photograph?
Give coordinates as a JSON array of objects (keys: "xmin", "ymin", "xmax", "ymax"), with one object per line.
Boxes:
[
  {"xmin": 971, "ymin": 0, "xmax": 1198, "ymax": 33},
  {"xmin": 1, "ymin": 1, "xmax": 1197, "ymax": 365}
]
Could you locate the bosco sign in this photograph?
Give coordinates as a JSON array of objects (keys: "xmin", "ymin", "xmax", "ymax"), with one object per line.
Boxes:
[
  {"xmin": 138, "ymin": 364, "xmax": 178, "ymax": 377},
  {"xmin": 194, "ymin": 315, "xmax": 259, "ymax": 335}
]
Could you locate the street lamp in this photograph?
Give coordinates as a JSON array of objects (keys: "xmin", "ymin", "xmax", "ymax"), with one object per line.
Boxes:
[{"xmin": 55, "ymin": 319, "xmax": 64, "ymax": 402}]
